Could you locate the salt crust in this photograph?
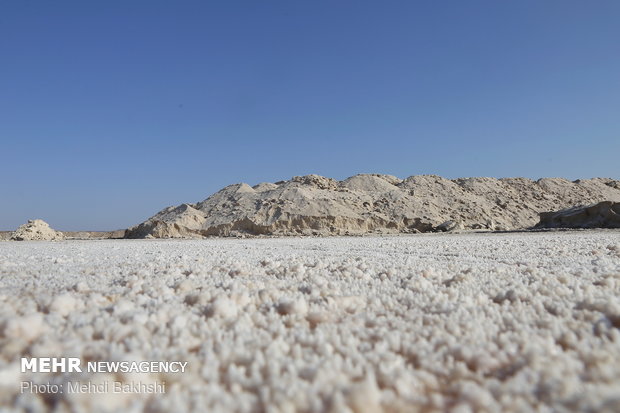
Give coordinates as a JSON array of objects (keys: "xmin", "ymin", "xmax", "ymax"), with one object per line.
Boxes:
[{"xmin": 0, "ymin": 232, "xmax": 619, "ymax": 412}]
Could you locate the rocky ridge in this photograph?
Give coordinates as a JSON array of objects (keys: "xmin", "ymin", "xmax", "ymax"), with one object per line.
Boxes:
[{"xmin": 125, "ymin": 174, "xmax": 620, "ymax": 238}]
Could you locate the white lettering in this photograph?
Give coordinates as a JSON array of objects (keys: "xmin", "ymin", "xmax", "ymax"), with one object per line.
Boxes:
[
  {"xmin": 21, "ymin": 358, "xmax": 37, "ymax": 373},
  {"xmin": 20, "ymin": 381, "xmax": 62, "ymax": 393},
  {"xmin": 39, "ymin": 358, "xmax": 51, "ymax": 372},
  {"xmin": 21, "ymin": 358, "xmax": 82, "ymax": 373},
  {"xmin": 86, "ymin": 360, "xmax": 188, "ymax": 373},
  {"xmin": 68, "ymin": 358, "xmax": 82, "ymax": 372}
]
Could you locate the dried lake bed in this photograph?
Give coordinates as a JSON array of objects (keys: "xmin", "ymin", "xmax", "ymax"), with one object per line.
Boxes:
[{"xmin": 1, "ymin": 231, "xmax": 620, "ymax": 412}]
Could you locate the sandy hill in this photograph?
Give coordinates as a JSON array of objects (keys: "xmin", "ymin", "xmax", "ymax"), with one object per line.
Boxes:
[{"xmin": 125, "ymin": 174, "xmax": 620, "ymax": 238}]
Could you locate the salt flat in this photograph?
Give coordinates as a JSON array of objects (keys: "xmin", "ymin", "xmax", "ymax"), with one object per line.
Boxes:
[{"xmin": 1, "ymin": 232, "xmax": 620, "ymax": 412}]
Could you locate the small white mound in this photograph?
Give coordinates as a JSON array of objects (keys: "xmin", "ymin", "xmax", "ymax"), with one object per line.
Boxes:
[{"xmin": 10, "ymin": 219, "xmax": 64, "ymax": 241}]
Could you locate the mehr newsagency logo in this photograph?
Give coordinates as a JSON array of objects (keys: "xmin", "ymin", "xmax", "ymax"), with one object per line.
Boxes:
[{"xmin": 20, "ymin": 357, "xmax": 188, "ymax": 395}]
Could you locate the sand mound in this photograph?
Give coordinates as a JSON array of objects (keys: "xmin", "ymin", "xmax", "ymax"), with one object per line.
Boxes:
[
  {"xmin": 125, "ymin": 175, "xmax": 620, "ymax": 238},
  {"xmin": 536, "ymin": 201, "xmax": 620, "ymax": 229},
  {"xmin": 10, "ymin": 219, "xmax": 65, "ymax": 241}
]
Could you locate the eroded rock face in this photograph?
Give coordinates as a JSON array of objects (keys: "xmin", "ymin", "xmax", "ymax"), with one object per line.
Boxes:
[
  {"xmin": 10, "ymin": 219, "xmax": 65, "ymax": 241},
  {"xmin": 125, "ymin": 175, "xmax": 620, "ymax": 238},
  {"xmin": 536, "ymin": 201, "xmax": 620, "ymax": 229}
]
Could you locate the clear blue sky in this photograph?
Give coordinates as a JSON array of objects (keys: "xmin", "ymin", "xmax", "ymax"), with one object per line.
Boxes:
[{"xmin": 1, "ymin": 1, "xmax": 618, "ymax": 230}]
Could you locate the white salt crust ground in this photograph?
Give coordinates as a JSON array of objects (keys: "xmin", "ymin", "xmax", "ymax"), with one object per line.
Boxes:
[{"xmin": 1, "ymin": 232, "xmax": 620, "ymax": 412}]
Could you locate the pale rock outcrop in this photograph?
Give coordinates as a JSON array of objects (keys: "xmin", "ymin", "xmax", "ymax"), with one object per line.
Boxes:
[
  {"xmin": 126, "ymin": 204, "xmax": 205, "ymax": 238},
  {"xmin": 436, "ymin": 220, "xmax": 460, "ymax": 232},
  {"xmin": 536, "ymin": 201, "xmax": 620, "ymax": 229},
  {"xmin": 10, "ymin": 219, "xmax": 64, "ymax": 241},
  {"xmin": 125, "ymin": 175, "xmax": 620, "ymax": 238}
]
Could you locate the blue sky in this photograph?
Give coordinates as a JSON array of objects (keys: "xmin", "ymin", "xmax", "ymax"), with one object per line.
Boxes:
[{"xmin": 1, "ymin": 1, "xmax": 619, "ymax": 230}]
